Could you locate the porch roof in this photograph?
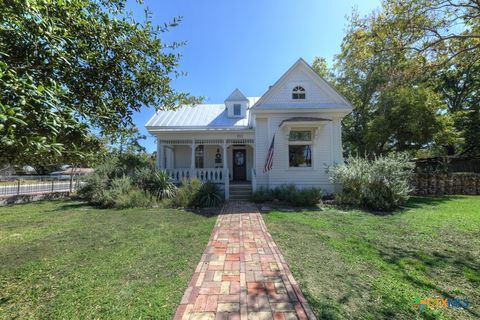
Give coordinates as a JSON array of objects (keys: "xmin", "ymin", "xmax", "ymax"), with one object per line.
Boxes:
[{"xmin": 145, "ymin": 97, "xmax": 260, "ymax": 131}]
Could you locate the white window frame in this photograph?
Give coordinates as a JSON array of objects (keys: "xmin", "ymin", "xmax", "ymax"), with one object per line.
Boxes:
[
  {"xmin": 233, "ymin": 103, "xmax": 241, "ymax": 116},
  {"xmin": 287, "ymin": 129, "xmax": 313, "ymax": 169},
  {"xmin": 291, "ymin": 86, "xmax": 306, "ymax": 100},
  {"xmin": 195, "ymin": 145, "xmax": 204, "ymax": 168}
]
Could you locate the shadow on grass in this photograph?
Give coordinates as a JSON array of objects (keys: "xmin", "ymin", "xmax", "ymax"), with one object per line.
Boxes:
[
  {"xmin": 184, "ymin": 206, "xmax": 223, "ymax": 217},
  {"xmin": 302, "ymin": 291, "xmax": 343, "ymax": 320},
  {"xmin": 52, "ymin": 199, "xmax": 223, "ymax": 217},
  {"xmin": 54, "ymin": 201, "xmax": 91, "ymax": 211},
  {"xmin": 377, "ymin": 244, "xmax": 480, "ymax": 319},
  {"xmin": 0, "ymin": 297, "xmax": 10, "ymax": 307},
  {"xmin": 322, "ymin": 195, "xmax": 463, "ymax": 216},
  {"xmin": 402, "ymin": 196, "xmax": 465, "ymax": 209},
  {"xmin": 254, "ymin": 201, "xmax": 323, "ymax": 214},
  {"xmin": 301, "ymin": 272, "xmax": 399, "ymax": 319}
]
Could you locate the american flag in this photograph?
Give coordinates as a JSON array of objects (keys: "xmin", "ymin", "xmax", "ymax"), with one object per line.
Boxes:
[{"xmin": 264, "ymin": 135, "xmax": 275, "ymax": 173}]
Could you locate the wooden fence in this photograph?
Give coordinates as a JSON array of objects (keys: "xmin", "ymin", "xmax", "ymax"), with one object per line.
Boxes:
[{"xmin": 414, "ymin": 173, "xmax": 480, "ymax": 195}]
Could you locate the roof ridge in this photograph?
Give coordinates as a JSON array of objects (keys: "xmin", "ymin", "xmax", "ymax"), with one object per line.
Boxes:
[{"xmin": 225, "ymin": 88, "xmax": 248, "ymax": 101}]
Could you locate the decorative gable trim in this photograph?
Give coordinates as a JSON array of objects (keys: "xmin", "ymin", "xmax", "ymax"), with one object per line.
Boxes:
[
  {"xmin": 225, "ymin": 88, "xmax": 249, "ymax": 102},
  {"xmin": 251, "ymin": 58, "xmax": 353, "ymax": 110}
]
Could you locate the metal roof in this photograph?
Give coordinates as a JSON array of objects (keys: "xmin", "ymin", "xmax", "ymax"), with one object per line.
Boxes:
[{"xmin": 145, "ymin": 97, "xmax": 259, "ymax": 130}]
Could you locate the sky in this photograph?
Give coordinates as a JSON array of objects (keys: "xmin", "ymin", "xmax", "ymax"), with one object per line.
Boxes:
[{"xmin": 130, "ymin": 0, "xmax": 381, "ymax": 152}]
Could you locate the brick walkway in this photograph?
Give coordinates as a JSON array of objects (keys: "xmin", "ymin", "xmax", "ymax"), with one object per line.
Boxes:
[{"xmin": 174, "ymin": 201, "xmax": 316, "ymax": 320}]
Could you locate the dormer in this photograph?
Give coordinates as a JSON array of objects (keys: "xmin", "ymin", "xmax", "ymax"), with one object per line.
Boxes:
[{"xmin": 225, "ymin": 88, "xmax": 249, "ymax": 118}]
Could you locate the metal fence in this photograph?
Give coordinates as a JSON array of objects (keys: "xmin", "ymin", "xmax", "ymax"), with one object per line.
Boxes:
[{"xmin": 0, "ymin": 175, "xmax": 84, "ymax": 197}]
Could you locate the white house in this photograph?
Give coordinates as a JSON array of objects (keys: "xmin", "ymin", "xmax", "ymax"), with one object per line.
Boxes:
[{"xmin": 145, "ymin": 58, "xmax": 352, "ymax": 200}]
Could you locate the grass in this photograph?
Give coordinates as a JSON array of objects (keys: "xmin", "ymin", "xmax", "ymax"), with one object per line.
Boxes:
[
  {"xmin": 263, "ymin": 196, "xmax": 480, "ymax": 320},
  {"xmin": 0, "ymin": 200, "xmax": 217, "ymax": 319}
]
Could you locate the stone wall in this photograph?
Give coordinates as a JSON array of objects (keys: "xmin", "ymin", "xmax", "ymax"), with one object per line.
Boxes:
[
  {"xmin": 414, "ymin": 173, "xmax": 480, "ymax": 195},
  {"xmin": 0, "ymin": 192, "xmax": 71, "ymax": 206}
]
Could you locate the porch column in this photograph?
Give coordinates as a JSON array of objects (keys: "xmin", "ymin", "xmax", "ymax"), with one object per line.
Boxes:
[
  {"xmin": 222, "ymin": 142, "xmax": 228, "ymax": 170},
  {"xmin": 223, "ymin": 141, "xmax": 229, "ymax": 200},
  {"xmin": 165, "ymin": 146, "xmax": 174, "ymax": 169},
  {"xmin": 250, "ymin": 143, "xmax": 257, "ymax": 192},
  {"xmin": 156, "ymin": 139, "xmax": 163, "ymax": 169},
  {"xmin": 190, "ymin": 141, "xmax": 195, "ymax": 179}
]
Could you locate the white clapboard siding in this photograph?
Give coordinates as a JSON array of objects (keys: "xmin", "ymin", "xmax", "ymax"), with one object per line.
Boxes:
[{"xmin": 254, "ymin": 113, "xmax": 340, "ymax": 194}]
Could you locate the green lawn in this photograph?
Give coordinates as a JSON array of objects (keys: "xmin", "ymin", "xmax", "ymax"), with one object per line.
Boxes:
[
  {"xmin": 264, "ymin": 196, "xmax": 480, "ymax": 320},
  {"xmin": 0, "ymin": 200, "xmax": 217, "ymax": 319}
]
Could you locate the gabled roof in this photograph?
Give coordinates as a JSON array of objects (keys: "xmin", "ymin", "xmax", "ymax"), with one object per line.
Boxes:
[
  {"xmin": 145, "ymin": 97, "xmax": 259, "ymax": 131},
  {"xmin": 251, "ymin": 58, "xmax": 353, "ymax": 110},
  {"xmin": 225, "ymin": 88, "xmax": 248, "ymax": 102}
]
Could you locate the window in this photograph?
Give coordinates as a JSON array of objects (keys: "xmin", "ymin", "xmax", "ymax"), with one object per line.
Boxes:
[
  {"xmin": 292, "ymin": 86, "xmax": 306, "ymax": 99},
  {"xmin": 289, "ymin": 145, "xmax": 312, "ymax": 167},
  {"xmin": 233, "ymin": 103, "xmax": 241, "ymax": 116},
  {"xmin": 288, "ymin": 130, "xmax": 312, "ymax": 167},
  {"xmin": 195, "ymin": 145, "xmax": 204, "ymax": 168},
  {"xmin": 289, "ymin": 130, "xmax": 311, "ymax": 141}
]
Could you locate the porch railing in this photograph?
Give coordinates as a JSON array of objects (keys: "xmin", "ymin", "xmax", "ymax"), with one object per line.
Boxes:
[
  {"xmin": 165, "ymin": 168, "xmax": 229, "ymax": 199},
  {"xmin": 166, "ymin": 168, "xmax": 227, "ymax": 184}
]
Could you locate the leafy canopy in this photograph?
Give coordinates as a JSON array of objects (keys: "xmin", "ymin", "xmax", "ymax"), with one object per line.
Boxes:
[
  {"xmin": 315, "ymin": 0, "xmax": 480, "ymax": 157},
  {"xmin": 0, "ymin": 0, "xmax": 198, "ymax": 165}
]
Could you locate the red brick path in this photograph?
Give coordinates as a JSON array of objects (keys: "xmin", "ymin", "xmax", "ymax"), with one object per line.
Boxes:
[{"xmin": 173, "ymin": 201, "xmax": 316, "ymax": 320}]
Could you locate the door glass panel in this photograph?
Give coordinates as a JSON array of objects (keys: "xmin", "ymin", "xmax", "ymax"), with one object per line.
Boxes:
[{"xmin": 234, "ymin": 151, "xmax": 245, "ymax": 166}]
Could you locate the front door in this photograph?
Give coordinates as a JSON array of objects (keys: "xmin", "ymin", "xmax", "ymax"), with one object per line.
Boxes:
[{"xmin": 233, "ymin": 149, "xmax": 246, "ymax": 181}]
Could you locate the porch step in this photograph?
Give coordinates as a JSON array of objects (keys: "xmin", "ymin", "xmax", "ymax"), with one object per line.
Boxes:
[{"xmin": 229, "ymin": 183, "xmax": 252, "ymax": 201}]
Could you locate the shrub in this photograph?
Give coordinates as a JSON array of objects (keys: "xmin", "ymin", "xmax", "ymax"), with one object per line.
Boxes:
[
  {"xmin": 77, "ymin": 173, "xmax": 107, "ymax": 203},
  {"xmin": 196, "ymin": 181, "xmax": 224, "ymax": 208},
  {"xmin": 96, "ymin": 176, "xmax": 134, "ymax": 208},
  {"xmin": 271, "ymin": 184, "xmax": 297, "ymax": 202},
  {"xmin": 135, "ymin": 168, "xmax": 176, "ymax": 200},
  {"xmin": 251, "ymin": 187, "xmax": 273, "ymax": 203},
  {"xmin": 78, "ymin": 170, "xmax": 158, "ymax": 209},
  {"xmin": 169, "ymin": 179, "xmax": 202, "ymax": 208},
  {"xmin": 94, "ymin": 156, "xmax": 121, "ymax": 180},
  {"xmin": 93, "ymin": 152, "xmax": 153, "ymax": 180},
  {"xmin": 79, "ymin": 153, "xmax": 174, "ymax": 208},
  {"xmin": 328, "ymin": 153, "xmax": 414, "ymax": 211},
  {"xmin": 168, "ymin": 179, "xmax": 224, "ymax": 208},
  {"xmin": 251, "ymin": 185, "xmax": 322, "ymax": 207},
  {"xmin": 113, "ymin": 188, "xmax": 156, "ymax": 209},
  {"xmin": 288, "ymin": 187, "xmax": 322, "ymax": 207}
]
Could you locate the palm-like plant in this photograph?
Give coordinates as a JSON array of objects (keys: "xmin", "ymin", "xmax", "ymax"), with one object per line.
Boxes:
[
  {"xmin": 149, "ymin": 170, "xmax": 177, "ymax": 200},
  {"xmin": 196, "ymin": 181, "xmax": 223, "ymax": 207},
  {"xmin": 136, "ymin": 168, "xmax": 176, "ymax": 200}
]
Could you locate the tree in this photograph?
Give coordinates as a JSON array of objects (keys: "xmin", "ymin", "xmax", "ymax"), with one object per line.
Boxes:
[
  {"xmin": 314, "ymin": 0, "xmax": 480, "ymax": 157},
  {"xmin": 317, "ymin": 8, "xmax": 450, "ymax": 157},
  {"xmin": 368, "ymin": 0, "xmax": 480, "ymax": 155},
  {"xmin": 370, "ymin": 0, "xmax": 480, "ymax": 65},
  {"xmin": 367, "ymin": 85, "xmax": 443, "ymax": 154},
  {"xmin": 311, "ymin": 57, "xmax": 331, "ymax": 79},
  {"xmin": 0, "ymin": 0, "xmax": 198, "ymax": 165}
]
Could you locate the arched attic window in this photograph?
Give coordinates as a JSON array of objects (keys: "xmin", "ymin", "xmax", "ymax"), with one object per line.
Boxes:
[{"xmin": 292, "ymin": 86, "xmax": 306, "ymax": 100}]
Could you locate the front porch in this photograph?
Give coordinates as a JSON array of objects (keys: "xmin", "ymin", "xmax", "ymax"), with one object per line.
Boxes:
[{"xmin": 156, "ymin": 138, "xmax": 256, "ymax": 200}]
